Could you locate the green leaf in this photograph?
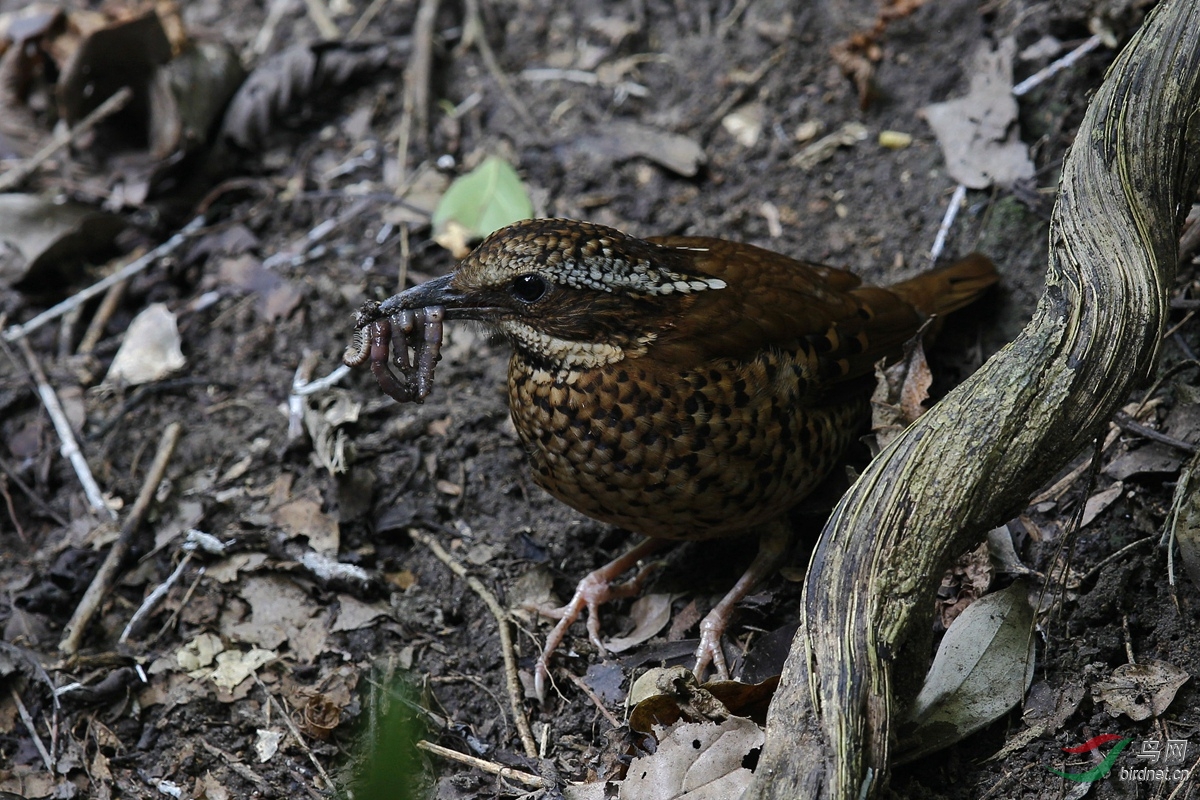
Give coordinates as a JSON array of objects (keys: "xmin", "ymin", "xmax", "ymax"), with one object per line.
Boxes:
[{"xmin": 431, "ymin": 156, "xmax": 532, "ymax": 245}]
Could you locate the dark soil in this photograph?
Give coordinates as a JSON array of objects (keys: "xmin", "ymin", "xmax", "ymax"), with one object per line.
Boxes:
[{"xmin": 1, "ymin": 0, "xmax": 1197, "ymax": 798}]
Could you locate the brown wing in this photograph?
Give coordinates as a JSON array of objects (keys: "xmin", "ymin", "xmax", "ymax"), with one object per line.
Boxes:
[{"xmin": 645, "ymin": 236, "xmax": 926, "ymax": 384}]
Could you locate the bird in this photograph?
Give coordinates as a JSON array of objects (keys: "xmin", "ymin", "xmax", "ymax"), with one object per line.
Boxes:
[{"xmin": 345, "ymin": 218, "xmax": 997, "ymax": 699}]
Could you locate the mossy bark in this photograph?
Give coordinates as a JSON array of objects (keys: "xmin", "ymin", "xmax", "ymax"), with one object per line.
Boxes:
[{"xmin": 745, "ymin": 2, "xmax": 1200, "ymax": 797}]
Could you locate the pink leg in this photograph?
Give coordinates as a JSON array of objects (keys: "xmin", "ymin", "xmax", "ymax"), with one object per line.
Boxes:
[
  {"xmin": 693, "ymin": 519, "xmax": 791, "ymax": 681},
  {"xmin": 529, "ymin": 537, "xmax": 670, "ymax": 701}
]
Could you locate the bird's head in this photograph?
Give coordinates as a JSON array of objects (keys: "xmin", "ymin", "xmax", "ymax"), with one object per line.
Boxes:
[{"xmin": 377, "ymin": 219, "xmax": 727, "ymax": 370}]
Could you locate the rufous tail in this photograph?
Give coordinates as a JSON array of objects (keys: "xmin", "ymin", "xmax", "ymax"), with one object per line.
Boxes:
[{"xmin": 887, "ymin": 253, "xmax": 998, "ymax": 317}]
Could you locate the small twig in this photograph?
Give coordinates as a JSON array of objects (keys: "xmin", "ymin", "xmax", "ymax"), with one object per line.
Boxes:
[
  {"xmin": 702, "ymin": 43, "xmax": 788, "ymax": 134},
  {"xmin": 1165, "ymin": 747, "xmax": 1200, "ymax": 800},
  {"xmin": 253, "ymin": 0, "xmax": 290, "ymax": 55},
  {"xmin": 301, "ymin": 0, "xmax": 340, "ymax": 38},
  {"xmin": 930, "ymin": 184, "xmax": 968, "ymax": 263},
  {"xmin": 151, "ymin": 564, "xmax": 206, "ymax": 645},
  {"xmin": 11, "ymin": 686, "xmax": 54, "ymax": 771},
  {"xmin": 292, "ymin": 364, "xmax": 351, "ymax": 397},
  {"xmin": 461, "ymin": 0, "xmax": 533, "ymax": 125},
  {"xmin": 416, "ymin": 740, "xmax": 547, "ymax": 788},
  {"xmin": 119, "ymin": 552, "xmax": 193, "ymax": 643},
  {"xmin": 0, "ymin": 87, "xmax": 133, "ymax": 193},
  {"xmin": 0, "ymin": 474, "xmax": 26, "ymax": 543},
  {"xmin": 395, "ymin": 0, "xmax": 440, "ymax": 178},
  {"xmin": 1112, "ymin": 411, "xmax": 1197, "ymax": 454},
  {"xmin": 348, "ymin": 0, "xmax": 389, "ymax": 39},
  {"xmin": 1120, "ymin": 614, "xmax": 1137, "ymax": 665},
  {"xmin": 3, "ymin": 216, "xmax": 206, "ymax": 344},
  {"xmin": 715, "ymin": 0, "xmax": 754, "ymax": 38},
  {"xmin": 409, "ymin": 527, "xmax": 538, "ymax": 759},
  {"xmin": 77, "ymin": 275, "xmax": 130, "ymax": 355},
  {"xmin": 17, "ymin": 338, "xmax": 114, "ymax": 519},
  {"xmin": 59, "ymin": 422, "xmax": 182, "ymax": 655},
  {"xmin": 288, "ymin": 351, "xmax": 321, "ymax": 440},
  {"xmin": 200, "ymin": 740, "xmax": 270, "ymax": 789},
  {"xmin": 260, "ymin": 679, "xmax": 336, "ymax": 791},
  {"xmin": 1080, "ymin": 535, "xmax": 1156, "ymax": 585},
  {"xmin": 562, "ymin": 670, "xmax": 622, "ymax": 728},
  {"xmin": 1012, "ymin": 35, "xmax": 1104, "ymax": 97}
]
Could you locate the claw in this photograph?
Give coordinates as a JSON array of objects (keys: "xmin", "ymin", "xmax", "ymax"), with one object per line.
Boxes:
[{"xmin": 526, "ymin": 537, "xmax": 669, "ymax": 701}]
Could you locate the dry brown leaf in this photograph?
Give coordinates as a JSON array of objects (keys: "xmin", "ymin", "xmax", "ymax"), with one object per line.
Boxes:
[
  {"xmin": 922, "ymin": 38, "xmax": 1035, "ymax": 189},
  {"xmin": 1094, "ymin": 660, "xmax": 1190, "ymax": 721},
  {"xmin": 605, "ymin": 593, "xmax": 673, "ymax": 654}
]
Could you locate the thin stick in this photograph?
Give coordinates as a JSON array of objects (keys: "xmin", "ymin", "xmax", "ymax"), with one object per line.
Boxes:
[
  {"xmin": 415, "ymin": 740, "xmax": 547, "ymax": 788},
  {"xmin": 1112, "ymin": 411, "xmax": 1197, "ymax": 454},
  {"xmin": 1012, "ymin": 35, "xmax": 1104, "ymax": 97},
  {"xmin": 1080, "ymin": 535, "xmax": 1155, "ymax": 585},
  {"xmin": 59, "ymin": 422, "xmax": 182, "ymax": 654},
  {"xmin": 10, "ymin": 686, "xmax": 54, "ymax": 772},
  {"xmin": 930, "ymin": 183, "xmax": 967, "ymax": 263},
  {"xmin": 394, "ymin": 0, "xmax": 440, "ymax": 178},
  {"xmin": 0, "ymin": 87, "xmax": 133, "ymax": 193},
  {"xmin": 408, "ymin": 527, "xmax": 538, "ymax": 759},
  {"xmin": 292, "ymin": 364, "xmax": 350, "ymax": 396},
  {"xmin": 563, "ymin": 670, "xmax": 622, "ymax": 728},
  {"xmin": 462, "ymin": 0, "xmax": 532, "ymax": 124},
  {"xmin": 119, "ymin": 552, "xmax": 193, "ymax": 643},
  {"xmin": 0, "ymin": 474, "xmax": 25, "ymax": 543},
  {"xmin": 261, "ymin": 680, "xmax": 336, "ymax": 791},
  {"xmin": 77, "ymin": 277, "xmax": 129, "ymax": 355},
  {"xmin": 702, "ymin": 43, "xmax": 787, "ymax": 134},
  {"xmin": 3, "ymin": 216, "xmax": 206, "ymax": 344},
  {"xmin": 151, "ymin": 565, "xmax": 206, "ymax": 645},
  {"xmin": 301, "ymin": 0, "xmax": 340, "ymax": 38},
  {"xmin": 17, "ymin": 338, "xmax": 114, "ymax": 519},
  {"xmin": 348, "ymin": 0, "xmax": 389, "ymax": 39}
]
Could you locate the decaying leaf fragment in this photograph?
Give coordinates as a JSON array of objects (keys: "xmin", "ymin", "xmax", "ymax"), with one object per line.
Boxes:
[
  {"xmin": 922, "ymin": 38, "xmax": 1035, "ymax": 189},
  {"xmin": 0, "ymin": 193, "xmax": 125, "ymax": 287},
  {"xmin": 105, "ymin": 302, "xmax": 186, "ymax": 386},
  {"xmin": 1093, "ymin": 660, "xmax": 1189, "ymax": 721},
  {"xmin": 869, "ymin": 333, "xmax": 932, "ymax": 454}
]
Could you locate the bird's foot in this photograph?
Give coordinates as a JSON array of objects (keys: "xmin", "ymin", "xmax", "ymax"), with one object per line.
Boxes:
[
  {"xmin": 690, "ymin": 519, "xmax": 792, "ymax": 683},
  {"xmin": 527, "ymin": 537, "xmax": 668, "ymax": 701}
]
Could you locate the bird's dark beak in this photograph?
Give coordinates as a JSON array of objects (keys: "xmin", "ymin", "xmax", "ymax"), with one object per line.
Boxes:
[{"xmin": 378, "ymin": 274, "xmax": 463, "ymax": 315}]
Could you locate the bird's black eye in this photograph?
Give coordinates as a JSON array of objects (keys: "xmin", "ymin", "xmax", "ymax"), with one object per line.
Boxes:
[{"xmin": 510, "ymin": 274, "xmax": 548, "ymax": 303}]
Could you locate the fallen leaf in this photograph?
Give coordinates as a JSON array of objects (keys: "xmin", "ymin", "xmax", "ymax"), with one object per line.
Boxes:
[
  {"xmin": 273, "ymin": 496, "xmax": 339, "ymax": 554},
  {"xmin": 177, "ymin": 632, "xmax": 225, "ymax": 672},
  {"xmin": 209, "ymin": 647, "xmax": 275, "ymax": 690},
  {"xmin": 1104, "ymin": 444, "xmax": 1183, "ymax": 480},
  {"xmin": 0, "ymin": 194, "xmax": 125, "ymax": 287},
  {"xmin": 106, "ymin": 303, "xmax": 186, "ymax": 386},
  {"xmin": 431, "ymin": 156, "xmax": 533, "ymax": 256},
  {"xmin": 1081, "ymin": 481, "xmax": 1123, "ymax": 528},
  {"xmin": 605, "ymin": 593, "xmax": 673, "ymax": 654},
  {"xmin": 922, "ymin": 38, "xmax": 1035, "ymax": 189},
  {"xmin": 1094, "ymin": 660, "xmax": 1189, "ymax": 721},
  {"xmin": 255, "ymin": 728, "xmax": 284, "ymax": 762},
  {"xmin": 330, "ymin": 594, "xmax": 388, "ymax": 633},
  {"xmin": 619, "ymin": 716, "xmax": 764, "ymax": 799},
  {"xmin": 897, "ymin": 579, "xmax": 1035, "ymax": 763},
  {"xmin": 566, "ymin": 121, "xmax": 706, "ymax": 177},
  {"xmin": 220, "ymin": 40, "xmax": 402, "ymax": 151}
]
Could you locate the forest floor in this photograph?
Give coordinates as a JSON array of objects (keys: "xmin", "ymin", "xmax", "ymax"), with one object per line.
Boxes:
[{"xmin": 0, "ymin": 0, "xmax": 1197, "ymax": 798}]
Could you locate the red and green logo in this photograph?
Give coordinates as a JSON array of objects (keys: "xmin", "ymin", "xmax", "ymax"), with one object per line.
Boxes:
[{"xmin": 1049, "ymin": 735, "xmax": 1132, "ymax": 782}]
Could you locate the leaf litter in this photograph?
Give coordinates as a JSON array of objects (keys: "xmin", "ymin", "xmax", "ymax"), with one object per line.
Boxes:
[{"xmin": 0, "ymin": 0, "xmax": 1195, "ymax": 798}]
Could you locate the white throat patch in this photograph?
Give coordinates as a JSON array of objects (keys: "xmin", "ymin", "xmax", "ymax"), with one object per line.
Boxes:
[{"xmin": 501, "ymin": 320, "xmax": 637, "ymax": 369}]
